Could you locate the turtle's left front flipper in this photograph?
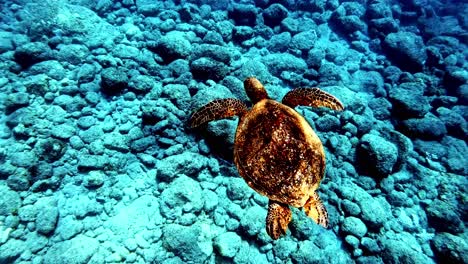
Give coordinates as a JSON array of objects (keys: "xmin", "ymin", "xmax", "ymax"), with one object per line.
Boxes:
[
  {"xmin": 282, "ymin": 88, "xmax": 344, "ymax": 111},
  {"xmin": 189, "ymin": 98, "xmax": 248, "ymax": 128}
]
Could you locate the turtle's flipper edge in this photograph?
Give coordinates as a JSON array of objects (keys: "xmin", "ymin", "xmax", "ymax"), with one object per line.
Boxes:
[
  {"xmin": 266, "ymin": 200, "xmax": 292, "ymax": 240},
  {"xmin": 189, "ymin": 98, "xmax": 248, "ymax": 128},
  {"xmin": 303, "ymin": 191, "xmax": 329, "ymax": 228},
  {"xmin": 282, "ymin": 88, "xmax": 344, "ymax": 111}
]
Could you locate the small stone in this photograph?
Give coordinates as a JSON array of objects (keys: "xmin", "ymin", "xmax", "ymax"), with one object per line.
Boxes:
[
  {"xmin": 263, "ymin": 4, "xmax": 288, "ymax": 27},
  {"xmin": 400, "ymin": 114, "xmax": 447, "ymax": 140},
  {"xmin": 14, "ymin": 42, "xmax": 53, "ymax": 68},
  {"xmin": 100, "ymin": 67, "xmax": 128, "ymax": 95},
  {"xmin": 383, "ymin": 31, "xmax": 427, "ymax": 72},
  {"xmin": 152, "ymin": 31, "xmax": 191, "ymax": 63},
  {"xmin": 190, "ymin": 57, "xmax": 229, "ymax": 81},
  {"xmin": 361, "ymin": 237, "xmax": 381, "ymax": 253},
  {"xmin": 214, "ymin": 232, "xmax": 241, "ymax": 258},
  {"xmin": 83, "ymin": 171, "xmax": 105, "ymax": 189},
  {"xmin": 342, "ymin": 216, "xmax": 367, "ymax": 238},
  {"xmin": 228, "ymin": 4, "xmax": 257, "ymax": 26},
  {"xmin": 431, "ymin": 232, "xmax": 468, "ymax": 264},
  {"xmin": 240, "ymin": 206, "xmax": 266, "ymax": 236},
  {"xmin": 77, "ymin": 155, "xmax": 108, "ymax": 171},
  {"xmin": 0, "ymin": 185, "xmax": 22, "ymax": 215},
  {"xmin": 345, "ymin": 235, "xmax": 360, "ymax": 249},
  {"xmin": 357, "ymin": 133, "xmax": 398, "ymax": 177},
  {"xmin": 426, "ymin": 200, "xmax": 463, "ymax": 233},
  {"xmin": 35, "ymin": 197, "xmax": 58, "ymax": 235},
  {"xmin": 51, "ymin": 124, "xmax": 75, "ymax": 139}
]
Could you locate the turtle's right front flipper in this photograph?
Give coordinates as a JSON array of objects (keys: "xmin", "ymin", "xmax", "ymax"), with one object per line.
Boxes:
[
  {"xmin": 282, "ymin": 88, "xmax": 344, "ymax": 111},
  {"xmin": 189, "ymin": 99, "xmax": 248, "ymax": 128}
]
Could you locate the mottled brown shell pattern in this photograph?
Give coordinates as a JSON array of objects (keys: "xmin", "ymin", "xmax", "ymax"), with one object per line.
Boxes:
[{"xmin": 234, "ymin": 99, "xmax": 325, "ymax": 207}]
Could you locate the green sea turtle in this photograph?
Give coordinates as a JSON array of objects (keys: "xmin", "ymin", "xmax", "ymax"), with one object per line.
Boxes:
[{"xmin": 190, "ymin": 77, "xmax": 344, "ymax": 239}]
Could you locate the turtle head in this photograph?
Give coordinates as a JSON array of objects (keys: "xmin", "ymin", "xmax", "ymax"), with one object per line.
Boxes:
[{"xmin": 244, "ymin": 77, "xmax": 269, "ymax": 104}]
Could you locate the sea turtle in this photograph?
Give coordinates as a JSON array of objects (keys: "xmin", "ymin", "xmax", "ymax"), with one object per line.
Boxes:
[{"xmin": 189, "ymin": 77, "xmax": 344, "ymax": 239}]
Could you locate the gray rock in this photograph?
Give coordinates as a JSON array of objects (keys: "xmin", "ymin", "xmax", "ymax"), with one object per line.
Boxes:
[
  {"xmin": 361, "ymin": 237, "xmax": 381, "ymax": 253},
  {"xmin": 105, "ymin": 195, "xmax": 162, "ymax": 236},
  {"xmin": 0, "ymin": 31, "xmax": 14, "ymax": 53},
  {"xmin": 35, "ymin": 138, "xmax": 67, "ymax": 162},
  {"xmin": 24, "ymin": 74, "xmax": 52, "ymax": 96},
  {"xmin": 79, "ymin": 126, "xmax": 104, "ymax": 144},
  {"xmin": 162, "ymin": 224, "xmax": 212, "ymax": 263},
  {"xmin": 44, "ymin": 235, "xmax": 99, "ymax": 264},
  {"xmin": 400, "ymin": 113, "xmax": 447, "ymax": 140},
  {"xmin": 100, "ymin": 67, "xmax": 128, "ymax": 95},
  {"xmin": 291, "ymin": 240, "xmax": 321, "ymax": 263},
  {"xmin": 240, "ymin": 205, "xmax": 266, "ymax": 236},
  {"xmin": 190, "ymin": 57, "xmax": 229, "ymax": 81},
  {"xmin": 35, "ymin": 197, "xmax": 58, "ymax": 235},
  {"xmin": 427, "ymin": 200, "xmax": 463, "ymax": 233},
  {"xmin": 233, "ymin": 26, "xmax": 254, "ymax": 42},
  {"xmin": 228, "ymin": 4, "xmax": 257, "ymax": 26},
  {"xmin": 341, "ymin": 199, "xmax": 361, "ymax": 216},
  {"xmin": 353, "ymin": 71, "xmax": 385, "ymax": 95},
  {"xmin": 9, "ymin": 151, "xmax": 37, "ymax": 168},
  {"xmin": 436, "ymin": 107, "xmax": 467, "ymax": 138},
  {"xmin": 77, "ymin": 63, "xmax": 97, "ymax": 84},
  {"xmin": 227, "ymin": 177, "xmax": 251, "ymax": 201},
  {"xmin": 263, "ymin": 4, "xmax": 288, "ymax": 27},
  {"xmin": 359, "ymin": 196, "xmax": 391, "ymax": 229},
  {"xmin": 77, "ymin": 116, "xmax": 96, "ymax": 129},
  {"xmin": 214, "ymin": 232, "xmax": 241, "ymax": 258},
  {"xmin": 316, "ymin": 114, "xmax": 340, "ymax": 132},
  {"xmin": 268, "ymin": 32, "xmax": 291, "ymax": 53},
  {"xmin": 57, "ymin": 44, "xmax": 89, "ymax": 65},
  {"xmin": 342, "ymin": 216, "xmax": 367, "ymax": 238},
  {"xmin": 160, "ymin": 175, "xmax": 203, "ymax": 220},
  {"xmin": 51, "ymin": 124, "xmax": 76, "ymax": 139},
  {"xmin": 290, "ymin": 30, "xmax": 318, "ymax": 51},
  {"xmin": 129, "ymin": 75, "xmax": 156, "ymax": 94},
  {"xmin": 0, "ymin": 239, "xmax": 26, "ymax": 263},
  {"xmin": 5, "ymin": 93, "xmax": 29, "ymax": 114},
  {"xmin": 389, "ymin": 82, "xmax": 431, "ymax": 118},
  {"xmin": 444, "ymin": 136, "xmax": 467, "ymax": 174},
  {"xmin": 431, "ymin": 232, "xmax": 468, "ymax": 264},
  {"xmin": 130, "ymin": 136, "xmax": 156, "ymax": 152},
  {"xmin": 7, "ymin": 168, "xmax": 30, "ymax": 191},
  {"xmin": 161, "ymin": 84, "xmax": 191, "ymax": 110},
  {"xmin": 154, "ymin": 31, "xmax": 191, "ymax": 63},
  {"xmin": 273, "ymin": 239, "xmax": 297, "ymax": 260},
  {"xmin": 383, "ymin": 32, "xmax": 427, "ymax": 72},
  {"xmin": 263, "ymin": 53, "xmax": 307, "ymax": 76},
  {"xmin": 380, "ymin": 233, "xmax": 432, "ymax": 264},
  {"xmin": 14, "ymin": 42, "xmax": 53, "ymax": 68},
  {"xmin": 83, "ymin": 171, "xmax": 105, "ymax": 189},
  {"xmin": 103, "ymin": 133, "xmax": 129, "ymax": 152},
  {"xmin": 77, "ymin": 155, "xmax": 108, "ymax": 171},
  {"xmin": 0, "ymin": 185, "xmax": 21, "ymax": 216},
  {"xmin": 358, "ymin": 133, "xmax": 398, "ymax": 177},
  {"xmin": 55, "ymin": 214, "xmax": 83, "ymax": 240},
  {"xmin": 234, "ymin": 241, "xmax": 268, "ymax": 263},
  {"xmin": 157, "ymin": 152, "xmax": 207, "ymax": 182}
]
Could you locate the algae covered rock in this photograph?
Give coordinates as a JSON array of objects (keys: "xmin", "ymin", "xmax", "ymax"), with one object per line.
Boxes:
[
  {"xmin": 383, "ymin": 31, "xmax": 427, "ymax": 72},
  {"xmin": 357, "ymin": 133, "xmax": 398, "ymax": 177}
]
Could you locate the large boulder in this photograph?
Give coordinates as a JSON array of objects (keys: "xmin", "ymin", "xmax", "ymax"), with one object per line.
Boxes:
[{"xmin": 383, "ymin": 31, "xmax": 427, "ymax": 72}]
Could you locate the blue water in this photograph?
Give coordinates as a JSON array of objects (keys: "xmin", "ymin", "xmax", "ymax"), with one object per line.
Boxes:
[{"xmin": 0, "ymin": 0, "xmax": 466, "ymax": 263}]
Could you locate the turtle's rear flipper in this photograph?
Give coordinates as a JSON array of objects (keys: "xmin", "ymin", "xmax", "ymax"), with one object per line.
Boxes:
[
  {"xmin": 266, "ymin": 200, "xmax": 292, "ymax": 240},
  {"xmin": 189, "ymin": 99, "xmax": 248, "ymax": 128},
  {"xmin": 303, "ymin": 191, "xmax": 329, "ymax": 228},
  {"xmin": 282, "ymin": 88, "xmax": 344, "ymax": 111}
]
